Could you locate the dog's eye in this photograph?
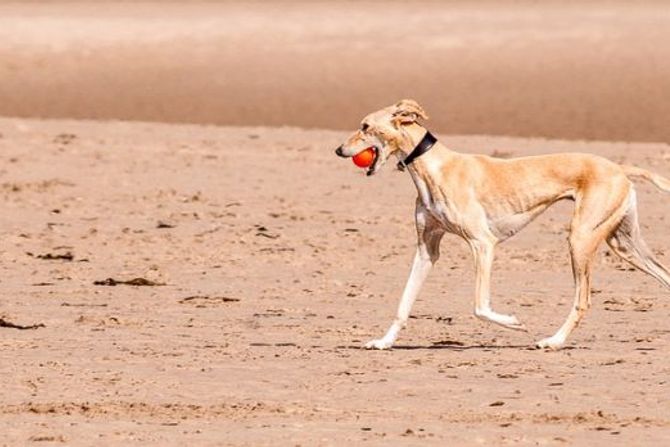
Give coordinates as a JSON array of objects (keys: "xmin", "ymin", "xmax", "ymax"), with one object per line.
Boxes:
[{"xmin": 361, "ymin": 123, "xmax": 369, "ymax": 131}]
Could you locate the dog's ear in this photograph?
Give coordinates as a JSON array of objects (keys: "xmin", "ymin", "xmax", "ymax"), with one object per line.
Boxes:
[{"xmin": 392, "ymin": 99, "xmax": 429, "ymax": 126}]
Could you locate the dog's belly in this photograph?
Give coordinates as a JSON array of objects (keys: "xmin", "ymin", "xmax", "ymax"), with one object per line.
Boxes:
[
  {"xmin": 488, "ymin": 210, "xmax": 544, "ymax": 241},
  {"xmin": 487, "ymin": 200, "xmax": 559, "ymax": 241},
  {"xmin": 428, "ymin": 201, "xmax": 544, "ymax": 240}
]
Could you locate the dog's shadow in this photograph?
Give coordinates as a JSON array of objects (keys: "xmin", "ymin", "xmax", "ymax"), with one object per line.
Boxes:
[
  {"xmin": 338, "ymin": 343, "xmax": 585, "ymax": 351},
  {"xmin": 395, "ymin": 343, "xmax": 534, "ymax": 351}
]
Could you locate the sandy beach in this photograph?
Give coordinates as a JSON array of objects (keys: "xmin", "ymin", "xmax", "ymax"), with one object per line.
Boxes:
[{"xmin": 1, "ymin": 117, "xmax": 669, "ymax": 445}]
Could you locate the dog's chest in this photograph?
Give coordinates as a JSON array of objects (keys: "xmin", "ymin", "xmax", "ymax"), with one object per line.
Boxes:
[
  {"xmin": 412, "ymin": 174, "xmax": 462, "ymax": 232},
  {"xmin": 413, "ymin": 173, "xmax": 433, "ymax": 209}
]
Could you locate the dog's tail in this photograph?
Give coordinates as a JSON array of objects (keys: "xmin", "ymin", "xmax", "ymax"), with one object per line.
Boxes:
[{"xmin": 622, "ymin": 165, "xmax": 670, "ymax": 193}]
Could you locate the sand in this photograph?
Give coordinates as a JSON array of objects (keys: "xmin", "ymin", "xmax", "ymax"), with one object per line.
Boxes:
[
  {"xmin": 1, "ymin": 1, "xmax": 670, "ymax": 142},
  {"xmin": 1, "ymin": 117, "xmax": 670, "ymax": 445}
]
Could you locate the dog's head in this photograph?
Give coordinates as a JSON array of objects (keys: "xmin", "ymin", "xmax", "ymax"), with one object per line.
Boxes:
[{"xmin": 334, "ymin": 99, "xmax": 429, "ymax": 176}]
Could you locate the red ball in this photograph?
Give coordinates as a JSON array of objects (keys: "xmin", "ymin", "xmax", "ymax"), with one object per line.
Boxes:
[{"xmin": 352, "ymin": 147, "xmax": 375, "ymax": 168}]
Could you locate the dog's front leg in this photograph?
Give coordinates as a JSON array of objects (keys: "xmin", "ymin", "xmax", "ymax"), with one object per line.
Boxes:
[
  {"xmin": 365, "ymin": 205, "xmax": 443, "ymax": 350},
  {"xmin": 470, "ymin": 239, "xmax": 527, "ymax": 331},
  {"xmin": 363, "ymin": 248, "xmax": 433, "ymax": 350}
]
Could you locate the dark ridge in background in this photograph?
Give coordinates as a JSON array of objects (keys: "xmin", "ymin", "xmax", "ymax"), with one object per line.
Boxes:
[{"xmin": 1, "ymin": 1, "xmax": 669, "ymax": 142}]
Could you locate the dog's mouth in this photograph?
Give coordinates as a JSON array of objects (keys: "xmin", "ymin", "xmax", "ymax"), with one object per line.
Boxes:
[{"xmin": 366, "ymin": 146, "xmax": 381, "ymax": 176}]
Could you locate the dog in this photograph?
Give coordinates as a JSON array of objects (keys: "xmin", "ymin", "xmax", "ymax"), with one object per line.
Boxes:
[{"xmin": 335, "ymin": 99, "xmax": 670, "ymax": 350}]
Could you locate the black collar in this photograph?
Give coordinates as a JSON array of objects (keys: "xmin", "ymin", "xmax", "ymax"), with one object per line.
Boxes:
[{"xmin": 397, "ymin": 130, "xmax": 437, "ymax": 171}]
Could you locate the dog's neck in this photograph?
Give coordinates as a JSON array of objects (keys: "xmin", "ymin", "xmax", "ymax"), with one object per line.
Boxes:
[{"xmin": 395, "ymin": 124, "xmax": 455, "ymax": 206}]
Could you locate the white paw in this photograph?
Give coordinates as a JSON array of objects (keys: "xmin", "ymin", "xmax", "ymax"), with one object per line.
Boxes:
[
  {"xmin": 364, "ymin": 338, "xmax": 393, "ymax": 350},
  {"xmin": 501, "ymin": 315, "xmax": 528, "ymax": 332},
  {"xmin": 475, "ymin": 310, "xmax": 527, "ymax": 332},
  {"xmin": 535, "ymin": 336, "xmax": 565, "ymax": 350}
]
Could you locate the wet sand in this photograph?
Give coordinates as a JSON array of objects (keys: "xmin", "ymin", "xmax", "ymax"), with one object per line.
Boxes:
[{"xmin": 1, "ymin": 1, "xmax": 670, "ymax": 142}]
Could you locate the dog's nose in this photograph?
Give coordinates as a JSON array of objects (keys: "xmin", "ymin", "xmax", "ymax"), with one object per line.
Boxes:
[{"xmin": 335, "ymin": 145, "xmax": 345, "ymax": 157}]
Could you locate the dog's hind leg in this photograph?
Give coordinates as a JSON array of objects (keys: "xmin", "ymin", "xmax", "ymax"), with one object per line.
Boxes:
[
  {"xmin": 365, "ymin": 202, "xmax": 444, "ymax": 350},
  {"xmin": 470, "ymin": 238, "xmax": 527, "ymax": 331},
  {"xmin": 537, "ymin": 181, "xmax": 630, "ymax": 350},
  {"xmin": 606, "ymin": 190, "xmax": 670, "ymax": 289}
]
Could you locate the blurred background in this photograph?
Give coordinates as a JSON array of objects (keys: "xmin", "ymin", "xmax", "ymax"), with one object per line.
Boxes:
[{"xmin": 1, "ymin": 0, "xmax": 669, "ymax": 142}]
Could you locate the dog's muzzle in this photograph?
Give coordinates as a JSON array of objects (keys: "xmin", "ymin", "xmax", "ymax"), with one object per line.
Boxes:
[{"xmin": 335, "ymin": 145, "xmax": 346, "ymax": 158}]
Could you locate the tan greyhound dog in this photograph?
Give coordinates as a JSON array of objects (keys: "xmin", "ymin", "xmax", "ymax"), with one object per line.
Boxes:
[{"xmin": 335, "ymin": 99, "xmax": 670, "ymax": 350}]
